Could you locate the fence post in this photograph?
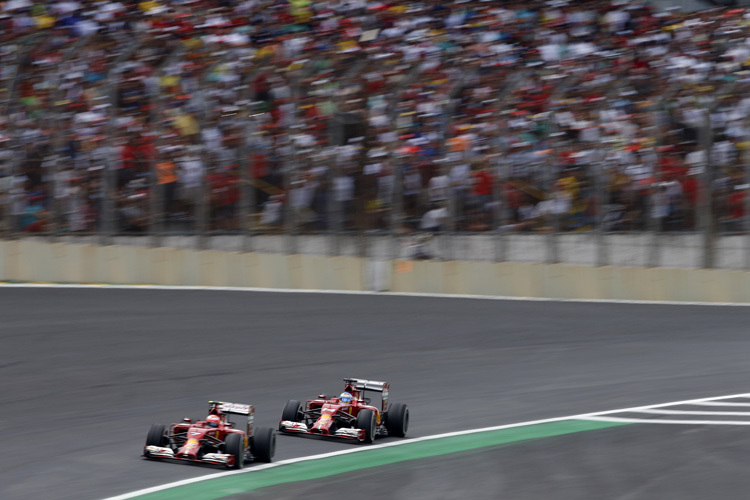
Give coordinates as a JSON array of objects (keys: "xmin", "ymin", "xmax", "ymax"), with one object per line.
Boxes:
[
  {"xmin": 328, "ymin": 155, "xmax": 342, "ymax": 256},
  {"xmin": 5, "ymin": 129, "xmax": 19, "ymax": 236},
  {"xmin": 744, "ymin": 114, "xmax": 750, "ymax": 270},
  {"xmin": 101, "ymin": 145, "xmax": 116, "ymax": 244},
  {"xmin": 699, "ymin": 101, "xmax": 714, "ymax": 269},
  {"xmin": 493, "ymin": 146, "xmax": 506, "ymax": 263},
  {"xmin": 3, "ymin": 34, "xmax": 44, "ymax": 237},
  {"xmin": 391, "ymin": 156, "xmax": 404, "ymax": 260},
  {"xmin": 237, "ymin": 80, "xmax": 257, "ymax": 253},
  {"xmin": 101, "ymin": 34, "xmax": 145, "ymax": 246},
  {"xmin": 542, "ymin": 127, "xmax": 560, "ymax": 265},
  {"xmin": 594, "ymin": 158, "xmax": 608, "ymax": 267},
  {"xmin": 648, "ymin": 102, "xmax": 665, "ymax": 267}
]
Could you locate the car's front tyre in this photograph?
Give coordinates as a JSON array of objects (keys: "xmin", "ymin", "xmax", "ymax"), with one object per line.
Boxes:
[
  {"xmin": 144, "ymin": 423, "xmax": 167, "ymax": 458},
  {"xmin": 356, "ymin": 409, "xmax": 376, "ymax": 443},
  {"xmin": 280, "ymin": 400, "xmax": 303, "ymax": 428}
]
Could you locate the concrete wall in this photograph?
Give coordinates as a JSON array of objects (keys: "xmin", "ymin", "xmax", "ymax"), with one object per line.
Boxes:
[
  {"xmin": 32, "ymin": 233, "xmax": 750, "ymax": 271},
  {"xmin": 3, "ymin": 239, "xmax": 750, "ymax": 304}
]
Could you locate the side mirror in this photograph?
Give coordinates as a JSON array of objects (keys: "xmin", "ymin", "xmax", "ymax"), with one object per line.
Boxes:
[
  {"xmin": 182, "ymin": 417, "xmax": 192, "ymax": 423},
  {"xmin": 318, "ymin": 394, "xmax": 326, "ymax": 399}
]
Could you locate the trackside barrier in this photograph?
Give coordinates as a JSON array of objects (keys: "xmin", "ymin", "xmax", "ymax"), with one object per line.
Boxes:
[{"xmin": 2, "ymin": 240, "xmax": 750, "ymax": 303}]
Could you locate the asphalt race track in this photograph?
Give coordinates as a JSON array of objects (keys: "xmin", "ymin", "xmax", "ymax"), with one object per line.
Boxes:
[{"xmin": 2, "ymin": 287, "xmax": 750, "ymax": 500}]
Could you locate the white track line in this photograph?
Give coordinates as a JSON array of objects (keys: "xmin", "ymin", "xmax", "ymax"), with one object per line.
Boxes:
[
  {"xmin": 690, "ymin": 402, "xmax": 750, "ymax": 407},
  {"xmin": 2, "ymin": 282, "xmax": 750, "ymax": 307},
  {"xmin": 583, "ymin": 416, "xmax": 750, "ymax": 426},
  {"xmin": 634, "ymin": 409, "xmax": 750, "ymax": 417},
  {"xmin": 103, "ymin": 391, "xmax": 750, "ymax": 500}
]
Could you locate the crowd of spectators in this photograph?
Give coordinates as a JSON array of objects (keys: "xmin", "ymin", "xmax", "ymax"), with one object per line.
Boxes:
[{"xmin": 1, "ymin": 0, "xmax": 750, "ymax": 236}]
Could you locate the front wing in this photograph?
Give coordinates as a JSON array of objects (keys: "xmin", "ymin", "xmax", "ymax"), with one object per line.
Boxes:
[
  {"xmin": 279, "ymin": 420, "xmax": 365, "ymax": 440},
  {"xmin": 143, "ymin": 445, "xmax": 237, "ymax": 467}
]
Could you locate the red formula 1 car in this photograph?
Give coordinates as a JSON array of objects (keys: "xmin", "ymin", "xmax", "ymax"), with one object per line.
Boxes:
[
  {"xmin": 279, "ymin": 378, "xmax": 409, "ymax": 443},
  {"xmin": 143, "ymin": 401, "xmax": 275, "ymax": 469}
]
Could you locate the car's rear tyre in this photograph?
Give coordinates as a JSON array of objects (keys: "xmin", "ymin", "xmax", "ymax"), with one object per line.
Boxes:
[
  {"xmin": 281, "ymin": 400, "xmax": 302, "ymax": 427},
  {"xmin": 224, "ymin": 433, "xmax": 244, "ymax": 469},
  {"xmin": 251, "ymin": 427, "xmax": 276, "ymax": 463},
  {"xmin": 144, "ymin": 423, "xmax": 167, "ymax": 458},
  {"xmin": 356, "ymin": 409, "xmax": 376, "ymax": 443},
  {"xmin": 385, "ymin": 403, "xmax": 409, "ymax": 437}
]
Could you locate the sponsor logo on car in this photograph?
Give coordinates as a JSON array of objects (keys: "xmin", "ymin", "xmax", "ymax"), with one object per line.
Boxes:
[{"xmin": 219, "ymin": 403, "xmax": 252, "ymax": 414}]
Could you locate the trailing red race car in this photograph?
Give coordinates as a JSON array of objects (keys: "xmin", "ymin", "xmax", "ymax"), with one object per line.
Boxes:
[
  {"xmin": 279, "ymin": 378, "xmax": 409, "ymax": 443},
  {"xmin": 143, "ymin": 400, "xmax": 275, "ymax": 469}
]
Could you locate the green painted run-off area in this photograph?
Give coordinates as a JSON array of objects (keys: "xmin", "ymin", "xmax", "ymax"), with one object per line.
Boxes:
[{"xmin": 131, "ymin": 419, "xmax": 627, "ymax": 500}]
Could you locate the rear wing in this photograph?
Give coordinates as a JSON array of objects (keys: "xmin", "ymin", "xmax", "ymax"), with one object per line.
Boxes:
[
  {"xmin": 343, "ymin": 378, "xmax": 389, "ymax": 394},
  {"xmin": 208, "ymin": 401, "xmax": 255, "ymax": 416},
  {"xmin": 343, "ymin": 378, "xmax": 390, "ymax": 412}
]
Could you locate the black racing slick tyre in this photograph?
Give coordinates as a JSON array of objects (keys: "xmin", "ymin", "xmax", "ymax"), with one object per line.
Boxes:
[
  {"xmin": 225, "ymin": 433, "xmax": 244, "ymax": 469},
  {"xmin": 144, "ymin": 423, "xmax": 168, "ymax": 459},
  {"xmin": 146, "ymin": 423, "xmax": 167, "ymax": 447},
  {"xmin": 281, "ymin": 400, "xmax": 302, "ymax": 425},
  {"xmin": 385, "ymin": 403, "xmax": 409, "ymax": 437},
  {"xmin": 251, "ymin": 427, "xmax": 276, "ymax": 463},
  {"xmin": 356, "ymin": 409, "xmax": 376, "ymax": 443}
]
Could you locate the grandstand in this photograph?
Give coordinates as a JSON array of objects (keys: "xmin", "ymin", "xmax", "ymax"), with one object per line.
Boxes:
[{"xmin": 1, "ymin": 0, "xmax": 749, "ymax": 268}]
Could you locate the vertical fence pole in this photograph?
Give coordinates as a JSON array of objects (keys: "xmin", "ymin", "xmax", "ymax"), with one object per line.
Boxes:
[
  {"xmin": 47, "ymin": 35, "xmax": 92, "ymax": 238},
  {"xmin": 150, "ymin": 43, "xmax": 183, "ymax": 248},
  {"xmin": 594, "ymin": 159, "xmax": 608, "ymax": 267},
  {"xmin": 330, "ymin": 158, "xmax": 342, "ymax": 256},
  {"xmin": 102, "ymin": 80, "xmax": 118, "ymax": 246},
  {"xmin": 744, "ymin": 114, "xmax": 750, "ymax": 270},
  {"xmin": 3, "ymin": 35, "xmax": 43, "ymax": 237},
  {"xmin": 238, "ymin": 115, "xmax": 251, "ymax": 252},
  {"xmin": 491, "ymin": 71, "xmax": 527, "ymax": 263},
  {"xmin": 148, "ymin": 154, "xmax": 161, "ymax": 247},
  {"xmin": 101, "ymin": 35, "xmax": 144, "ymax": 246},
  {"xmin": 391, "ymin": 156, "xmax": 404, "ymax": 260},
  {"xmin": 699, "ymin": 101, "xmax": 714, "ymax": 269},
  {"xmin": 648, "ymin": 102, "xmax": 665, "ymax": 267},
  {"xmin": 595, "ymin": 80, "xmax": 623, "ymax": 267},
  {"xmin": 198, "ymin": 143, "xmax": 209, "ymax": 250},
  {"xmin": 282, "ymin": 149, "xmax": 295, "ymax": 255},
  {"xmin": 544, "ymin": 75, "xmax": 576, "ymax": 266},
  {"xmin": 238, "ymin": 80, "xmax": 256, "ymax": 253},
  {"xmin": 101, "ymin": 144, "xmax": 115, "ymax": 243},
  {"xmin": 148, "ymin": 101, "xmax": 161, "ymax": 247},
  {"xmin": 545, "ymin": 161, "xmax": 558, "ymax": 264},
  {"xmin": 493, "ymin": 143, "xmax": 506, "ymax": 263},
  {"xmin": 5, "ymin": 125, "xmax": 18, "ymax": 236}
]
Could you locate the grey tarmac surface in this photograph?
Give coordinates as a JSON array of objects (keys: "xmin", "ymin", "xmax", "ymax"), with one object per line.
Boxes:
[
  {"xmin": 247, "ymin": 424, "xmax": 750, "ymax": 500},
  {"xmin": 1, "ymin": 287, "xmax": 749, "ymax": 500}
]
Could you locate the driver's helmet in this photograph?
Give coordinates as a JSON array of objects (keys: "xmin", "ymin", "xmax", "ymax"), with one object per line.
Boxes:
[
  {"xmin": 206, "ymin": 414, "xmax": 221, "ymax": 428},
  {"xmin": 339, "ymin": 392, "xmax": 353, "ymax": 404}
]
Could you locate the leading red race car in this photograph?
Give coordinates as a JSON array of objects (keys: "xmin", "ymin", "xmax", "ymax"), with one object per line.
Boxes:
[
  {"xmin": 279, "ymin": 378, "xmax": 409, "ymax": 443},
  {"xmin": 143, "ymin": 401, "xmax": 275, "ymax": 469}
]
